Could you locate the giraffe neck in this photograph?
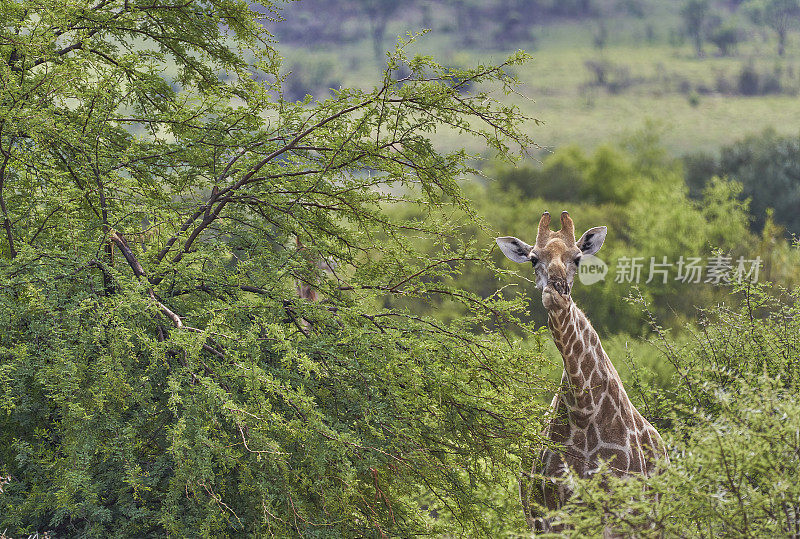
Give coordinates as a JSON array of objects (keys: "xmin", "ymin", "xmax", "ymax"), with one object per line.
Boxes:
[{"xmin": 546, "ymin": 300, "xmax": 623, "ymax": 414}]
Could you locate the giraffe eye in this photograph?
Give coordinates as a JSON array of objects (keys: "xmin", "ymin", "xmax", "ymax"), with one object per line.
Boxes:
[
  {"xmin": 574, "ymin": 255, "xmax": 582, "ymax": 265},
  {"xmin": 530, "ymin": 256, "xmax": 539, "ymax": 266}
]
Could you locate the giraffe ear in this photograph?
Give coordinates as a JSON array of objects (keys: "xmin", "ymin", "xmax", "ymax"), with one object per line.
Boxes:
[
  {"xmin": 577, "ymin": 226, "xmax": 607, "ymax": 256},
  {"xmin": 496, "ymin": 236, "xmax": 534, "ymax": 263}
]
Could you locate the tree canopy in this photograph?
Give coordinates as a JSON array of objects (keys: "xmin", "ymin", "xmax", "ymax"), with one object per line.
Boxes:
[{"xmin": 0, "ymin": 0, "xmax": 547, "ymax": 535}]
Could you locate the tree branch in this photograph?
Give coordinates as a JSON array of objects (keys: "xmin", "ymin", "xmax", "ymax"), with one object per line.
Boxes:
[
  {"xmin": 109, "ymin": 230, "xmax": 183, "ymax": 328},
  {"xmin": 155, "ymin": 96, "xmax": 382, "ymax": 267},
  {"xmin": 109, "ymin": 231, "xmax": 146, "ymax": 278},
  {"xmin": 0, "ymin": 154, "xmax": 16, "ymax": 258}
]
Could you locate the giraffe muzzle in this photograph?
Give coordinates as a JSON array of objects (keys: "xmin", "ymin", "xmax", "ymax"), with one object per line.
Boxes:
[{"xmin": 549, "ymin": 278, "xmax": 570, "ymax": 296}]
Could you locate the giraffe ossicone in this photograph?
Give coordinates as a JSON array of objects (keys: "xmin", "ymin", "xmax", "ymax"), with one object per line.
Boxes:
[{"xmin": 497, "ymin": 210, "xmax": 668, "ymax": 532}]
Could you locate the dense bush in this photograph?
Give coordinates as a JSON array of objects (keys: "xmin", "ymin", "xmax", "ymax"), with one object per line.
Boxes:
[
  {"xmin": 0, "ymin": 1, "xmax": 547, "ymax": 536},
  {"xmin": 545, "ymin": 283, "xmax": 800, "ymax": 536},
  {"xmin": 479, "ymin": 134, "xmax": 756, "ymax": 334},
  {"xmin": 709, "ymin": 18, "xmax": 745, "ymax": 55},
  {"xmin": 683, "ymin": 129, "xmax": 800, "ymax": 235}
]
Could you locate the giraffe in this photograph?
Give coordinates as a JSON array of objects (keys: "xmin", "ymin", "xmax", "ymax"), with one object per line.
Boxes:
[
  {"xmin": 294, "ymin": 238, "xmax": 337, "ymax": 332},
  {"xmin": 496, "ymin": 210, "xmax": 667, "ymax": 532},
  {"xmin": 295, "ymin": 237, "xmax": 337, "ymax": 303}
]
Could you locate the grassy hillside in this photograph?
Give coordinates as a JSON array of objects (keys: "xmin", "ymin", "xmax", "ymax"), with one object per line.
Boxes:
[{"xmin": 274, "ymin": 3, "xmax": 800, "ymax": 155}]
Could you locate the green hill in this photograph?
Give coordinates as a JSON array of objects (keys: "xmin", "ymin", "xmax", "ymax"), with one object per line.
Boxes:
[{"xmin": 271, "ymin": 0, "xmax": 800, "ymax": 154}]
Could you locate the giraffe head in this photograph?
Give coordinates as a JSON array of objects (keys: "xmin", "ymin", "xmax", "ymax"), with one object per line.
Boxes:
[{"xmin": 496, "ymin": 211, "xmax": 607, "ymax": 311}]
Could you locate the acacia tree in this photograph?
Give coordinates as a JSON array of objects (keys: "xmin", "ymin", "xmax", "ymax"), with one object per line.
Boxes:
[
  {"xmin": 744, "ymin": 0, "xmax": 800, "ymax": 56},
  {"xmin": 681, "ymin": 0, "xmax": 711, "ymax": 56},
  {"xmin": 351, "ymin": 0, "xmax": 402, "ymax": 63},
  {"xmin": 0, "ymin": 0, "xmax": 549, "ymax": 536}
]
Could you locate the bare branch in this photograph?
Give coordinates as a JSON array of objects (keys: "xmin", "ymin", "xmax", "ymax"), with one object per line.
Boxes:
[
  {"xmin": 0, "ymin": 153, "xmax": 17, "ymax": 258},
  {"xmin": 109, "ymin": 230, "xmax": 184, "ymax": 328},
  {"xmin": 148, "ymin": 290, "xmax": 183, "ymax": 328},
  {"xmin": 109, "ymin": 231, "xmax": 146, "ymax": 278}
]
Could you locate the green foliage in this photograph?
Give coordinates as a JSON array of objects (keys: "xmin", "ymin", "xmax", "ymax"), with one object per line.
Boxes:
[
  {"xmin": 550, "ymin": 377, "xmax": 800, "ymax": 537},
  {"xmin": 0, "ymin": 1, "xmax": 550, "ymax": 535},
  {"xmin": 493, "ymin": 146, "xmax": 589, "ymax": 202},
  {"xmin": 483, "ymin": 130, "xmax": 755, "ymax": 334},
  {"xmin": 682, "ymin": 150, "xmax": 719, "ymax": 198},
  {"xmin": 491, "ymin": 143, "xmax": 641, "ymax": 206},
  {"xmin": 685, "ymin": 128, "xmax": 800, "ymax": 236},
  {"xmin": 380, "ymin": 134, "xmax": 800, "ymax": 535},
  {"xmin": 544, "ymin": 283, "xmax": 800, "ymax": 536},
  {"xmin": 710, "ymin": 17, "xmax": 746, "ymax": 55},
  {"xmin": 720, "ymin": 130, "xmax": 800, "ymax": 234},
  {"xmin": 3, "ymin": 1, "xmax": 800, "ymax": 536}
]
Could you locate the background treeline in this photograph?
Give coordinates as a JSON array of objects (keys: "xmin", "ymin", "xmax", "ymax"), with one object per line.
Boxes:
[
  {"xmin": 685, "ymin": 128, "xmax": 800, "ymax": 234},
  {"xmin": 272, "ymin": 0, "xmax": 800, "ymax": 155},
  {"xmin": 271, "ymin": 0, "xmax": 799, "ymax": 58}
]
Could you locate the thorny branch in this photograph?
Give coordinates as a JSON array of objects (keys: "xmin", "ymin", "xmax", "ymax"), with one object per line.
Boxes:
[{"xmin": 108, "ymin": 230, "xmax": 183, "ymax": 328}]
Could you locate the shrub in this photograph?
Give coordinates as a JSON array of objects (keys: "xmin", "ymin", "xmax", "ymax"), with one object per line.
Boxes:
[
  {"xmin": 682, "ymin": 129, "xmax": 800, "ymax": 236},
  {"xmin": 719, "ymin": 130, "xmax": 800, "ymax": 234},
  {"xmin": 737, "ymin": 63, "xmax": 761, "ymax": 95},
  {"xmin": 584, "ymin": 60, "xmax": 636, "ymax": 94},
  {"xmin": 709, "ymin": 19, "xmax": 745, "ymax": 55},
  {"xmin": 552, "ymin": 375, "xmax": 800, "ymax": 536},
  {"xmin": 545, "ymin": 283, "xmax": 800, "ymax": 536}
]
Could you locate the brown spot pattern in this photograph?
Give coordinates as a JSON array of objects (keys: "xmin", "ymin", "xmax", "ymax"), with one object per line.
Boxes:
[{"xmin": 530, "ymin": 251, "xmax": 667, "ymax": 525}]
